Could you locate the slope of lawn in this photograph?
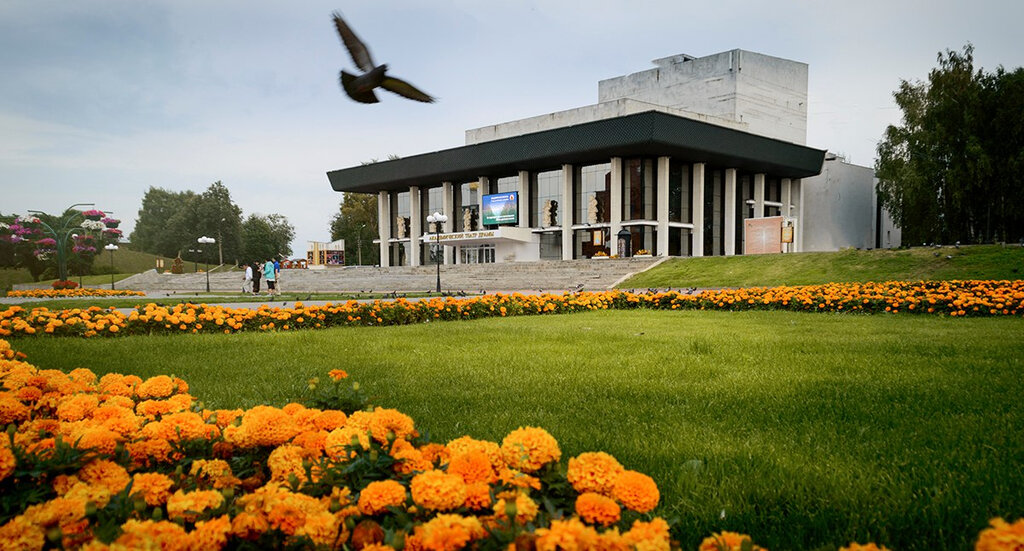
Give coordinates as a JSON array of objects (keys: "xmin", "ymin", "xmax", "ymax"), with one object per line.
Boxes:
[
  {"xmin": 11, "ymin": 309, "xmax": 1024, "ymax": 550},
  {"xmin": 623, "ymin": 244, "xmax": 1024, "ymax": 289}
]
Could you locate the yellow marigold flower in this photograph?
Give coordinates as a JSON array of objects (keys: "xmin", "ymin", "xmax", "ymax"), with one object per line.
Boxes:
[
  {"xmin": 190, "ymin": 459, "xmax": 241, "ymax": 489},
  {"xmin": 534, "ymin": 517, "xmax": 600, "ymax": 551},
  {"xmin": 166, "ymin": 489, "xmax": 224, "ymax": 522},
  {"xmin": 622, "ymin": 518, "xmax": 672, "ymax": 551},
  {"xmin": 492, "ymin": 491, "xmax": 539, "ymax": 525},
  {"xmin": 612, "ymin": 470, "xmax": 660, "ymax": 513},
  {"xmin": 698, "ymin": 531, "xmax": 767, "ymax": 551},
  {"xmin": 411, "ymin": 469, "xmax": 468, "ymax": 511},
  {"xmin": 115, "ymin": 519, "xmax": 188, "ymax": 550},
  {"xmin": 567, "ymin": 451, "xmax": 624, "ymax": 495},
  {"xmin": 136, "ymin": 375, "xmax": 177, "ymax": 399},
  {"xmin": 0, "ymin": 515, "xmax": 45, "ymax": 550},
  {"xmin": 447, "ymin": 449, "xmax": 497, "ymax": 484},
  {"xmin": 444, "ymin": 436, "xmax": 503, "ymax": 471},
  {"xmin": 97, "ymin": 373, "xmax": 141, "ymax": 397},
  {"xmin": 324, "ymin": 425, "xmax": 371, "ymax": 460},
  {"xmin": 227, "ymin": 405, "xmax": 300, "ymax": 448},
  {"xmin": 131, "ymin": 472, "xmax": 175, "ymax": 506},
  {"xmin": 0, "ymin": 437, "xmax": 15, "ymax": 483},
  {"xmin": 976, "ymin": 517, "xmax": 1024, "ymax": 551},
  {"xmin": 575, "ymin": 491, "xmax": 621, "ymax": 526},
  {"xmin": 268, "ymin": 444, "xmax": 313, "ymax": 484},
  {"xmin": 358, "ymin": 479, "xmax": 407, "ymax": 516},
  {"xmin": 412, "ymin": 513, "xmax": 486, "ymax": 551},
  {"xmin": 231, "ymin": 511, "xmax": 270, "ymax": 541},
  {"xmin": 297, "ymin": 510, "xmax": 339, "ymax": 546},
  {"xmin": 366, "ymin": 407, "xmax": 417, "ymax": 444},
  {"xmin": 70, "ymin": 427, "xmax": 120, "ymax": 456},
  {"xmin": 500, "ymin": 426, "xmax": 561, "ymax": 473}
]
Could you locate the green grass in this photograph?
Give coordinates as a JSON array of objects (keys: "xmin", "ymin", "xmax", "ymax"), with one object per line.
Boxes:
[
  {"xmin": 0, "ymin": 267, "xmax": 32, "ymax": 294},
  {"xmin": 10, "ymin": 310, "xmax": 1024, "ymax": 550},
  {"xmin": 623, "ymin": 244, "xmax": 1024, "ymax": 288}
]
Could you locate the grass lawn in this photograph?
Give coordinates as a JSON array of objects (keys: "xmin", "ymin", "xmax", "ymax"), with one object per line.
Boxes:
[
  {"xmin": 11, "ymin": 310, "xmax": 1024, "ymax": 550},
  {"xmin": 623, "ymin": 244, "xmax": 1024, "ymax": 288}
]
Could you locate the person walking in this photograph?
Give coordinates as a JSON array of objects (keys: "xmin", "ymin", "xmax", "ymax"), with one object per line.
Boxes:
[
  {"xmin": 242, "ymin": 263, "xmax": 253, "ymax": 294},
  {"xmin": 263, "ymin": 258, "xmax": 277, "ymax": 296},
  {"xmin": 252, "ymin": 262, "xmax": 262, "ymax": 295},
  {"xmin": 273, "ymin": 258, "xmax": 282, "ymax": 293}
]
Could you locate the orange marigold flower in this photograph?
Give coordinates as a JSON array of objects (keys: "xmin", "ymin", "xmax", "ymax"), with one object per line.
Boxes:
[
  {"xmin": 328, "ymin": 369, "xmax": 348, "ymax": 381},
  {"xmin": 463, "ymin": 482, "xmax": 492, "ymax": 511},
  {"xmin": 444, "ymin": 436, "xmax": 503, "ymax": 472},
  {"xmin": 447, "ymin": 449, "xmax": 497, "ymax": 484},
  {"xmin": 136, "ymin": 375, "xmax": 177, "ymax": 399},
  {"xmin": 567, "ymin": 451, "xmax": 624, "ymax": 495},
  {"xmin": 366, "ymin": 407, "xmax": 417, "ymax": 444},
  {"xmin": 312, "ymin": 409, "xmax": 347, "ymax": 431},
  {"xmin": 78, "ymin": 459, "xmax": 130, "ymax": 495},
  {"xmin": 0, "ymin": 438, "xmax": 15, "ymax": 483},
  {"xmin": 575, "ymin": 492, "xmax": 621, "ymax": 526},
  {"xmin": 612, "ymin": 470, "xmax": 660, "ymax": 513},
  {"xmin": 839, "ymin": 544, "xmax": 890, "ymax": 551},
  {"xmin": 412, "ymin": 514, "xmax": 486, "ymax": 551},
  {"xmin": 534, "ymin": 517, "xmax": 600, "ymax": 551},
  {"xmin": 0, "ymin": 393, "xmax": 30, "ymax": 424},
  {"xmin": 0, "ymin": 515, "xmax": 45, "ymax": 550},
  {"xmin": 698, "ymin": 531, "xmax": 766, "ymax": 551},
  {"xmin": 231, "ymin": 511, "xmax": 270, "ymax": 540},
  {"xmin": 268, "ymin": 444, "xmax": 313, "ymax": 484},
  {"xmin": 70, "ymin": 427, "xmax": 120, "ymax": 456},
  {"xmin": 324, "ymin": 426, "xmax": 371, "ymax": 460},
  {"xmin": 188, "ymin": 514, "xmax": 232, "ymax": 550},
  {"xmin": 500, "ymin": 426, "xmax": 561, "ymax": 473},
  {"xmin": 56, "ymin": 393, "xmax": 99, "ymax": 422},
  {"xmin": 292, "ymin": 430, "xmax": 329, "ymax": 455},
  {"xmin": 115, "ymin": 519, "xmax": 188, "ymax": 549},
  {"xmin": 358, "ymin": 479, "xmax": 407, "ymax": 516},
  {"xmin": 190, "ymin": 459, "xmax": 242, "ymax": 490},
  {"xmin": 166, "ymin": 489, "xmax": 224, "ymax": 522},
  {"xmin": 411, "ymin": 470, "xmax": 467, "ymax": 511},
  {"xmin": 622, "ymin": 518, "xmax": 671, "ymax": 551},
  {"xmin": 975, "ymin": 517, "xmax": 1024, "ymax": 551},
  {"xmin": 131, "ymin": 472, "xmax": 175, "ymax": 506},
  {"xmin": 391, "ymin": 438, "xmax": 433, "ymax": 475}
]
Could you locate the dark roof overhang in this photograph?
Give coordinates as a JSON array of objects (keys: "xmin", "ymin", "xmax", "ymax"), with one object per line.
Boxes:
[{"xmin": 326, "ymin": 110, "xmax": 826, "ymax": 193}]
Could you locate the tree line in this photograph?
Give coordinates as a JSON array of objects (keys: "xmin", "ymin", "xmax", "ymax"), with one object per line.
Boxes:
[{"xmin": 876, "ymin": 44, "xmax": 1024, "ymax": 246}]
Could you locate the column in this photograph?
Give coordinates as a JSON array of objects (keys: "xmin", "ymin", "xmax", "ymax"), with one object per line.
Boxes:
[
  {"xmin": 609, "ymin": 157, "xmax": 623, "ymax": 256},
  {"xmin": 754, "ymin": 173, "xmax": 765, "ymax": 218},
  {"xmin": 724, "ymin": 168, "xmax": 737, "ymax": 256},
  {"xmin": 409, "ymin": 186, "xmax": 421, "ymax": 266},
  {"xmin": 478, "ymin": 177, "xmax": 489, "ymax": 229},
  {"xmin": 442, "ymin": 182, "xmax": 454, "ymax": 264},
  {"xmin": 781, "ymin": 178, "xmax": 792, "ymax": 253},
  {"xmin": 377, "ymin": 191, "xmax": 391, "ymax": 267},
  {"xmin": 561, "ymin": 164, "xmax": 573, "ymax": 260},
  {"xmin": 518, "ymin": 170, "xmax": 530, "ymax": 228},
  {"xmin": 795, "ymin": 179, "xmax": 804, "ymax": 253},
  {"xmin": 656, "ymin": 157, "xmax": 670, "ymax": 256},
  {"xmin": 691, "ymin": 163, "xmax": 705, "ymax": 257}
]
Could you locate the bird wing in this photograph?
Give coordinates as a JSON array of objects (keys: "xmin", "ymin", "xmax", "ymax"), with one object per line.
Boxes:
[
  {"xmin": 332, "ymin": 11, "xmax": 375, "ymax": 72},
  {"xmin": 340, "ymin": 71, "xmax": 379, "ymax": 103},
  {"xmin": 380, "ymin": 76, "xmax": 435, "ymax": 103}
]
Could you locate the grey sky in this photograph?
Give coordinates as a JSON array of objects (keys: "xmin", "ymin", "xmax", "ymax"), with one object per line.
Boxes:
[{"xmin": 2, "ymin": 0, "xmax": 1020, "ymax": 257}]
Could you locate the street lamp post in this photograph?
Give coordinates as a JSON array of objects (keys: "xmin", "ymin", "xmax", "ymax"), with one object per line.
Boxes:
[
  {"xmin": 425, "ymin": 212, "xmax": 448, "ymax": 294},
  {"xmin": 104, "ymin": 243, "xmax": 118, "ymax": 289},
  {"xmin": 197, "ymin": 236, "xmax": 216, "ymax": 292},
  {"xmin": 357, "ymin": 223, "xmax": 365, "ymax": 266}
]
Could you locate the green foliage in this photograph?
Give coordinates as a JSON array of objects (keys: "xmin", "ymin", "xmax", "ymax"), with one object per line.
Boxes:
[
  {"xmin": 301, "ymin": 374, "xmax": 369, "ymax": 414},
  {"xmin": 876, "ymin": 44, "xmax": 1024, "ymax": 245},
  {"xmin": 330, "ymin": 192, "xmax": 379, "ymax": 266},
  {"xmin": 131, "ymin": 183, "xmax": 244, "ymax": 265},
  {"xmin": 130, "ymin": 188, "xmax": 198, "ymax": 258},
  {"xmin": 241, "ymin": 213, "xmax": 296, "ymax": 265},
  {"xmin": 1, "ymin": 433, "xmax": 99, "ymax": 525}
]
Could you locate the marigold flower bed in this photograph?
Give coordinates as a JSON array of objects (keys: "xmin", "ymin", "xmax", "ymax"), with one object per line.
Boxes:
[
  {"xmin": 6, "ymin": 288, "xmax": 147, "ymax": 299},
  {"xmin": 0, "ymin": 280, "xmax": 1021, "ymax": 339}
]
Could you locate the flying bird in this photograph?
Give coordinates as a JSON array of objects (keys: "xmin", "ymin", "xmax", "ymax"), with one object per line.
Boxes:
[{"xmin": 332, "ymin": 11, "xmax": 435, "ymax": 104}]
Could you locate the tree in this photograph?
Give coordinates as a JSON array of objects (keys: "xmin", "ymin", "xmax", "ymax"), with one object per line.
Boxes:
[
  {"xmin": 191, "ymin": 182, "xmax": 243, "ymax": 266},
  {"xmin": 330, "ymin": 192, "xmax": 379, "ymax": 266},
  {"xmin": 876, "ymin": 44, "xmax": 1024, "ymax": 244},
  {"xmin": 241, "ymin": 213, "xmax": 295, "ymax": 265},
  {"xmin": 131, "ymin": 188, "xmax": 198, "ymax": 258}
]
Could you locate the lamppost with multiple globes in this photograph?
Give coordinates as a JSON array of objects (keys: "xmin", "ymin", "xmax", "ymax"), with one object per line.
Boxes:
[
  {"xmin": 104, "ymin": 243, "xmax": 118, "ymax": 289},
  {"xmin": 425, "ymin": 212, "xmax": 448, "ymax": 293},
  {"xmin": 197, "ymin": 236, "xmax": 216, "ymax": 292}
]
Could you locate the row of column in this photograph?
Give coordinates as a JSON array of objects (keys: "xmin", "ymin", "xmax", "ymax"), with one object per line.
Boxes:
[{"xmin": 377, "ymin": 158, "xmax": 799, "ymax": 266}]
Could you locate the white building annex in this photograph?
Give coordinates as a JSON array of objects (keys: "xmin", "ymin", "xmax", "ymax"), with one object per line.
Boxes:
[{"xmin": 327, "ymin": 49, "xmax": 900, "ymax": 267}]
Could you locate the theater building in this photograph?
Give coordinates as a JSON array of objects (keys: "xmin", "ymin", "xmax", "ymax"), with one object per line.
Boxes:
[{"xmin": 327, "ymin": 49, "xmax": 898, "ymax": 267}]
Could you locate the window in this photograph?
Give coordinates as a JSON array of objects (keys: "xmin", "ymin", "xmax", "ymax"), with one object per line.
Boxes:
[
  {"xmin": 455, "ymin": 182, "xmax": 479, "ymax": 231},
  {"xmin": 622, "ymin": 159, "xmax": 657, "ymax": 221},
  {"xmin": 531, "ymin": 169, "xmax": 562, "ymax": 227},
  {"xmin": 574, "ymin": 163, "xmax": 611, "ymax": 225}
]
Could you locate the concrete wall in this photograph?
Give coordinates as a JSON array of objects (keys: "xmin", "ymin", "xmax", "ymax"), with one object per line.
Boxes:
[
  {"xmin": 465, "ymin": 98, "xmax": 746, "ymax": 145},
  {"xmin": 598, "ymin": 49, "xmax": 808, "ymax": 144},
  {"xmin": 800, "ymin": 158, "xmax": 877, "ymax": 251}
]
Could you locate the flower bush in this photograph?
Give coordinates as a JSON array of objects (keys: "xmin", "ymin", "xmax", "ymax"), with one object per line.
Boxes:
[
  {"xmin": 81, "ymin": 210, "xmax": 105, "ymax": 221},
  {"xmin": 0, "ymin": 280, "xmax": 1021, "ymax": 340},
  {"xmin": 0, "ymin": 338, "xmax": 680, "ymax": 550},
  {"xmin": 6, "ymin": 288, "xmax": 145, "ymax": 299},
  {"xmin": 592, "ymin": 251, "xmax": 609, "ymax": 257}
]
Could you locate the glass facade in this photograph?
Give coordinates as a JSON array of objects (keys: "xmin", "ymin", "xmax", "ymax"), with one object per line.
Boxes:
[
  {"xmin": 531, "ymin": 169, "xmax": 562, "ymax": 227},
  {"xmin": 420, "ymin": 186, "xmax": 443, "ymax": 264},
  {"xmin": 388, "ymin": 191, "xmax": 411, "ymax": 266},
  {"xmin": 574, "ymin": 163, "xmax": 611, "ymax": 225},
  {"xmin": 495, "ymin": 175, "xmax": 518, "ymax": 193},
  {"xmin": 455, "ymin": 182, "xmax": 479, "ymax": 232},
  {"xmin": 668, "ymin": 160, "xmax": 691, "ymax": 224},
  {"xmin": 622, "ymin": 159, "xmax": 657, "ymax": 221}
]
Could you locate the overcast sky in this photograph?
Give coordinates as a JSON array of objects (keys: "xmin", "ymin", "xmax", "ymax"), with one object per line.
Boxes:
[{"xmin": 2, "ymin": 0, "xmax": 1021, "ymax": 257}]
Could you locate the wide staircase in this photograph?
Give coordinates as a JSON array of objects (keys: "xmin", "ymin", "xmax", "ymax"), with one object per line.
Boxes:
[{"xmin": 114, "ymin": 257, "xmax": 666, "ymax": 294}]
